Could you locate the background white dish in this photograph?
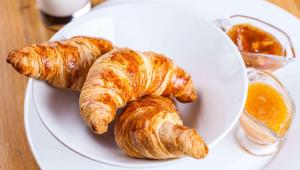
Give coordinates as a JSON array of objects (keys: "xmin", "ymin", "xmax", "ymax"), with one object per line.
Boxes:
[{"xmin": 31, "ymin": 3, "xmax": 247, "ymax": 168}]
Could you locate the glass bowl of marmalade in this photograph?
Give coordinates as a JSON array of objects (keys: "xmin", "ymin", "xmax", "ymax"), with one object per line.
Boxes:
[
  {"xmin": 215, "ymin": 15, "xmax": 296, "ymax": 72},
  {"xmin": 237, "ymin": 69, "xmax": 295, "ymax": 156}
]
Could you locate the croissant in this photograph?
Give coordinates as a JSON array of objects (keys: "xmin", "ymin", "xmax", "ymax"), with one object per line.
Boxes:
[
  {"xmin": 80, "ymin": 48, "xmax": 197, "ymax": 134},
  {"xmin": 115, "ymin": 96, "xmax": 208, "ymax": 159},
  {"xmin": 7, "ymin": 36, "xmax": 113, "ymax": 90}
]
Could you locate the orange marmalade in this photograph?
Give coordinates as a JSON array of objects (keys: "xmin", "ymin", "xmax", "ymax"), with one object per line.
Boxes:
[
  {"xmin": 245, "ymin": 82, "xmax": 291, "ymax": 137},
  {"xmin": 227, "ymin": 24, "xmax": 284, "ymax": 56}
]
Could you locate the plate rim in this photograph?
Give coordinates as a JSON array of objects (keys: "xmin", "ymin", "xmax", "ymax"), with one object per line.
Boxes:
[{"xmin": 24, "ymin": 79, "xmax": 44, "ymax": 169}]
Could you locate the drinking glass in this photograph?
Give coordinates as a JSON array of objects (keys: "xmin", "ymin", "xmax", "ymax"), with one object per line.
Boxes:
[{"xmin": 37, "ymin": 0, "xmax": 91, "ymax": 30}]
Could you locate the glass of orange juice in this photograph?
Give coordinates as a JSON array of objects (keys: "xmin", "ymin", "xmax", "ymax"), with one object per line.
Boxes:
[{"xmin": 237, "ymin": 69, "xmax": 295, "ymax": 156}]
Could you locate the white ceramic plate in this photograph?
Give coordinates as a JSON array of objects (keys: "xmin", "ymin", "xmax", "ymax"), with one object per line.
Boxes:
[
  {"xmin": 25, "ymin": 79, "xmax": 274, "ymax": 170},
  {"xmin": 32, "ymin": 3, "xmax": 247, "ymax": 168}
]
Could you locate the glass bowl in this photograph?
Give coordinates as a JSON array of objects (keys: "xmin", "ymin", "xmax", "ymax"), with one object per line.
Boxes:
[
  {"xmin": 215, "ymin": 15, "xmax": 296, "ymax": 72},
  {"xmin": 237, "ymin": 69, "xmax": 295, "ymax": 155}
]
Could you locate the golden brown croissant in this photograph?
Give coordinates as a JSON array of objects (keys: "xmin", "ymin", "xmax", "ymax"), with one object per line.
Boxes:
[
  {"xmin": 80, "ymin": 48, "xmax": 197, "ymax": 134},
  {"xmin": 7, "ymin": 36, "xmax": 113, "ymax": 90},
  {"xmin": 115, "ymin": 96, "xmax": 208, "ymax": 159}
]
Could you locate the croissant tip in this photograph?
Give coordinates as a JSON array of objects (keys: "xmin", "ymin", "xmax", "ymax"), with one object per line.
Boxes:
[
  {"xmin": 197, "ymin": 143, "xmax": 209, "ymax": 159},
  {"xmin": 176, "ymin": 94, "xmax": 197, "ymax": 103},
  {"xmin": 7, "ymin": 57, "xmax": 10, "ymax": 63},
  {"xmin": 90, "ymin": 122, "xmax": 108, "ymax": 134},
  {"xmin": 7, "ymin": 51, "xmax": 22, "ymax": 72},
  {"xmin": 191, "ymin": 135, "xmax": 209, "ymax": 159},
  {"xmin": 7, "ymin": 51, "xmax": 15, "ymax": 64},
  {"xmin": 176, "ymin": 85, "xmax": 198, "ymax": 103},
  {"xmin": 7, "ymin": 51, "xmax": 27, "ymax": 75}
]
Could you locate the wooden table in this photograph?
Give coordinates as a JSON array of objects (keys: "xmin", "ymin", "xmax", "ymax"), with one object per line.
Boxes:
[{"xmin": 0, "ymin": 0, "xmax": 298, "ymax": 169}]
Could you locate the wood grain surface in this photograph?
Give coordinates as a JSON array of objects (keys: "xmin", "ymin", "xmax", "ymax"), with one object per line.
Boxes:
[{"xmin": 0, "ymin": 0, "xmax": 298, "ymax": 169}]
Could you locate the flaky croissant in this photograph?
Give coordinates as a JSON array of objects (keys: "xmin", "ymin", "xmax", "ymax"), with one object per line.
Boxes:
[
  {"xmin": 115, "ymin": 96, "xmax": 208, "ymax": 159},
  {"xmin": 7, "ymin": 36, "xmax": 113, "ymax": 90},
  {"xmin": 80, "ymin": 48, "xmax": 197, "ymax": 134}
]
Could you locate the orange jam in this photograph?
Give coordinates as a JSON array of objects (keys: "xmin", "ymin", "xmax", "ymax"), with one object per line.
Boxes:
[
  {"xmin": 245, "ymin": 82, "xmax": 291, "ymax": 137},
  {"xmin": 227, "ymin": 24, "xmax": 284, "ymax": 56}
]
